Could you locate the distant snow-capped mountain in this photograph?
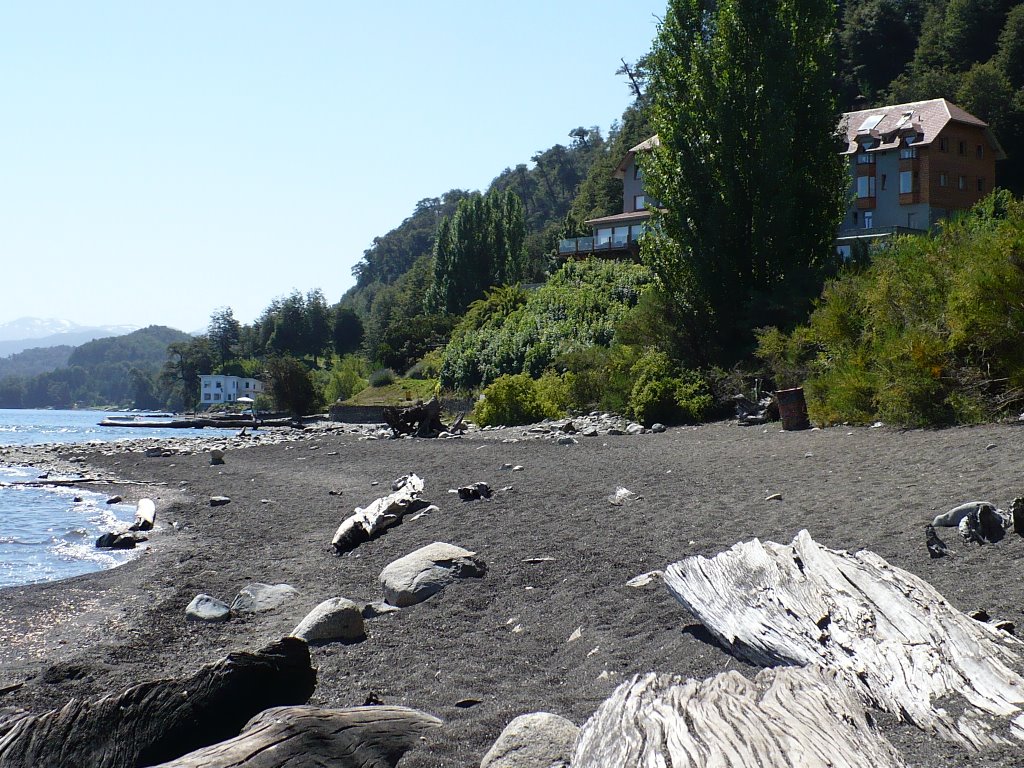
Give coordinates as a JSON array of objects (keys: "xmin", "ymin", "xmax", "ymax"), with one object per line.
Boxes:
[{"xmin": 0, "ymin": 318, "xmax": 140, "ymax": 358}]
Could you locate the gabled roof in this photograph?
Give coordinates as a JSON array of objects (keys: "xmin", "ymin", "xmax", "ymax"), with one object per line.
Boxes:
[
  {"xmin": 840, "ymin": 98, "xmax": 1006, "ymax": 159},
  {"xmin": 614, "ymin": 135, "xmax": 660, "ymax": 178}
]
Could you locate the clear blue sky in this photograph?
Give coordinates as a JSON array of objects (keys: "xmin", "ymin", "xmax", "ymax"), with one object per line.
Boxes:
[{"xmin": 1, "ymin": 2, "xmax": 663, "ymax": 333}]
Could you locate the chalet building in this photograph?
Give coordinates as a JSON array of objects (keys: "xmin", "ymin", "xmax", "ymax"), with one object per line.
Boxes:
[
  {"xmin": 836, "ymin": 98, "xmax": 1005, "ymax": 258},
  {"xmin": 198, "ymin": 374, "xmax": 264, "ymax": 406},
  {"xmin": 558, "ymin": 136, "xmax": 658, "ymax": 259},
  {"xmin": 560, "ymin": 99, "xmax": 1004, "ymax": 261}
]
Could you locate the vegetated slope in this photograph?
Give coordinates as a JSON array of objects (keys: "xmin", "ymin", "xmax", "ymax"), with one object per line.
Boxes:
[
  {"xmin": 0, "ymin": 345, "xmax": 74, "ymax": 381},
  {"xmin": 0, "ymin": 326, "xmax": 193, "ymax": 409}
]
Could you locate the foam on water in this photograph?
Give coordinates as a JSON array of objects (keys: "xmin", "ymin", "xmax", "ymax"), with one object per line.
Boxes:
[{"xmin": 0, "ymin": 465, "xmax": 141, "ymax": 588}]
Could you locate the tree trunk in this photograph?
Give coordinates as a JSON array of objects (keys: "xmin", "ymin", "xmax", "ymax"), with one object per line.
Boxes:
[
  {"xmin": 574, "ymin": 666, "xmax": 906, "ymax": 767},
  {"xmin": 148, "ymin": 705, "xmax": 441, "ymax": 767},
  {"xmin": 0, "ymin": 637, "xmax": 316, "ymax": 768},
  {"xmin": 663, "ymin": 530, "xmax": 1024, "ymax": 750}
]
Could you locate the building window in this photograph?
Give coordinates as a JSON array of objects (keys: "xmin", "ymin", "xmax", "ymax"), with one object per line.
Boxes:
[
  {"xmin": 203, "ymin": 382, "xmax": 210, "ymax": 389},
  {"xmin": 899, "ymin": 171, "xmax": 912, "ymax": 194},
  {"xmin": 204, "ymin": 393, "xmax": 211, "ymax": 401},
  {"xmin": 958, "ymin": 140, "xmax": 966, "ymax": 155},
  {"xmin": 939, "ymin": 137, "xmax": 949, "ymax": 152},
  {"xmin": 899, "ymin": 148, "xmax": 918, "ymax": 159},
  {"xmin": 976, "ymin": 145, "xmax": 984, "ymax": 159},
  {"xmin": 596, "ymin": 228, "xmax": 612, "ymax": 246},
  {"xmin": 864, "ymin": 211, "xmax": 873, "ymax": 229},
  {"xmin": 978, "ymin": 177, "xmax": 985, "ymax": 192},
  {"xmin": 634, "ymin": 195, "xmax": 646, "ymax": 211},
  {"xmin": 856, "ymin": 175, "xmax": 876, "ymax": 198},
  {"xmin": 939, "ymin": 173, "xmax": 948, "ymax": 187},
  {"xmin": 214, "ymin": 393, "xmax": 221, "ymax": 401},
  {"xmin": 852, "ymin": 211, "xmax": 858, "ymax": 224},
  {"xmin": 215, "ymin": 381, "xmax": 222, "ymax": 388},
  {"xmin": 880, "ymin": 174, "xmax": 887, "ymax": 190},
  {"xmin": 856, "ymin": 153, "xmax": 875, "ymax": 165},
  {"xmin": 958, "ymin": 175, "xmax": 967, "ymax": 190}
]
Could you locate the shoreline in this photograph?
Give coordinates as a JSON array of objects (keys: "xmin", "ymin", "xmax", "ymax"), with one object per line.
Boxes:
[{"xmin": 1, "ymin": 420, "xmax": 1023, "ymax": 765}]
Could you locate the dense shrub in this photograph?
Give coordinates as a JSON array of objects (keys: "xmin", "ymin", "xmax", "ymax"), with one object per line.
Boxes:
[
  {"xmin": 625, "ymin": 348, "xmax": 714, "ymax": 425},
  {"xmin": 368, "ymin": 367, "xmax": 397, "ymax": 387},
  {"xmin": 441, "ymin": 260, "xmax": 655, "ymax": 389},
  {"xmin": 757, "ymin": 192, "xmax": 1024, "ymax": 426},
  {"xmin": 266, "ymin": 355, "xmax": 321, "ymax": 416},
  {"xmin": 472, "ymin": 374, "xmax": 565, "ymax": 426},
  {"xmin": 405, "ymin": 350, "xmax": 444, "ymax": 380},
  {"xmin": 322, "ymin": 355, "xmax": 369, "ymax": 402}
]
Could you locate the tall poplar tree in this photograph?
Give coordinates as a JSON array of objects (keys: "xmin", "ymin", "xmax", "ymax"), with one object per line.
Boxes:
[
  {"xmin": 426, "ymin": 189, "xmax": 527, "ymax": 315},
  {"xmin": 643, "ymin": 0, "xmax": 848, "ymax": 363}
]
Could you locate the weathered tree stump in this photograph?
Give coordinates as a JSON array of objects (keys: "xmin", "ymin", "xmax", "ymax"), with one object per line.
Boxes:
[
  {"xmin": 382, "ymin": 397, "xmax": 446, "ymax": 438},
  {"xmin": 574, "ymin": 666, "xmax": 906, "ymax": 767},
  {"xmin": 0, "ymin": 637, "xmax": 316, "ymax": 768},
  {"xmin": 147, "ymin": 705, "xmax": 441, "ymax": 767},
  {"xmin": 663, "ymin": 530, "xmax": 1024, "ymax": 750},
  {"xmin": 331, "ymin": 474, "xmax": 430, "ymax": 554}
]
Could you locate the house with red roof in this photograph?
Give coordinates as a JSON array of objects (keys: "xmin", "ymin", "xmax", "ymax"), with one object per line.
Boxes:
[
  {"xmin": 559, "ymin": 99, "xmax": 1004, "ymax": 262},
  {"xmin": 836, "ymin": 98, "xmax": 1006, "ymax": 258}
]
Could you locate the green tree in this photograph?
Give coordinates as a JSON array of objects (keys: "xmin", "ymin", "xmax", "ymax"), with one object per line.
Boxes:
[
  {"xmin": 997, "ymin": 5, "xmax": 1024, "ymax": 88},
  {"xmin": 207, "ymin": 307, "xmax": 241, "ymax": 367},
  {"xmin": 332, "ymin": 305, "xmax": 364, "ymax": 356},
  {"xmin": 304, "ymin": 289, "xmax": 333, "ymax": 364},
  {"xmin": 161, "ymin": 337, "xmax": 214, "ymax": 411},
  {"xmin": 642, "ymin": 0, "xmax": 848, "ymax": 364},
  {"xmin": 266, "ymin": 355, "xmax": 320, "ymax": 416},
  {"xmin": 426, "ymin": 189, "xmax": 528, "ymax": 315}
]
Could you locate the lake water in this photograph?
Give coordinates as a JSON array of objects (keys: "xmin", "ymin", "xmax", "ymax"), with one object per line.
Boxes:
[{"xmin": 0, "ymin": 408, "xmax": 236, "ymax": 588}]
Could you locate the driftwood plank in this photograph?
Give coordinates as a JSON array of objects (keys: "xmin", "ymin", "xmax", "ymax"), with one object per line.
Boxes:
[
  {"xmin": 331, "ymin": 474, "xmax": 429, "ymax": 554},
  {"xmin": 664, "ymin": 530, "xmax": 1024, "ymax": 749},
  {"xmin": 149, "ymin": 705, "xmax": 442, "ymax": 767},
  {"xmin": 0, "ymin": 637, "xmax": 316, "ymax": 768},
  {"xmin": 574, "ymin": 666, "xmax": 906, "ymax": 768}
]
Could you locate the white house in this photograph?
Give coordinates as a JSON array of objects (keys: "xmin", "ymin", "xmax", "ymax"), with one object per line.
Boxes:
[{"xmin": 198, "ymin": 374, "xmax": 264, "ymax": 406}]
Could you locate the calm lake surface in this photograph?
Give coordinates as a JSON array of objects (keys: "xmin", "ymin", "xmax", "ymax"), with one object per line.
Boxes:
[{"xmin": 0, "ymin": 408, "xmax": 235, "ymax": 587}]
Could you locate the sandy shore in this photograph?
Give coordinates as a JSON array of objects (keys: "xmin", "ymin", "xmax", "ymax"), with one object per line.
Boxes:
[{"xmin": 1, "ymin": 420, "xmax": 1023, "ymax": 766}]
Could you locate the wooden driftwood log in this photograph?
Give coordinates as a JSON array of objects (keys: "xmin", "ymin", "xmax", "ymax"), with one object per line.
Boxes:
[
  {"xmin": 149, "ymin": 705, "xmax": 442, "ymax": 767},
  {"xmin": 664, "ymin": 530, "xmax": 1024, "ymax": 750},
  {"xmin": 0, "ymin": 637, "xmax": 316, "ymax": 768},
  {"xmin": 574, "ymin": 666, "xmax": 906, "ymax": 768},
  {"xmin": 382, "ymin": 397, "xmax": 446, "ymax": 438},
  {"xmin": 331, "ymin": 474, "xmax": 430, "ymax": 554}
]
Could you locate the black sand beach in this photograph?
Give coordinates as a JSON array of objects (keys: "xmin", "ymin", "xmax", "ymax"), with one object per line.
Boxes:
[{"xmin": 2, "ymin": 420, "xmax": 1024, "ymax": 766}]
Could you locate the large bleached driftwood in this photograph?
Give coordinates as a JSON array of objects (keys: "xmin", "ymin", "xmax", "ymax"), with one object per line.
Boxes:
[
  {"xmin": 0, "ymin": 637, "xmax": 316, "ymax": 768},
  {"xmin": 149, "ymin": 705, "xmax": 442, "ymax": 767},
  {"xmin": 664, "ymin": 530, "xmax": 1024, "ymax": 749},
  {"xmin": 574, "ymin": 666, "xmax": 906, "ymax": 768},
  {"xmin": 331, "ymin": 474, "xmax": 430, "ymax": 554}
]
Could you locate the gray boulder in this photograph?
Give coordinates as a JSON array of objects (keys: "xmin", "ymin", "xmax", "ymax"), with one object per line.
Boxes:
[
  {"xmin": 291, "ymin": 598, "xmax": 365, "ymax": 644},
  {"xmin": 230, "ymin": 582, "xmax": 299, "ymax": 613},
  {"xmin": 480, "ymin": 712, "xmax": 578, "ymax": 768},
  {"xmin": 186, "ymin": 594, "xmax": 231, "ymax": 622},
  {"xmin": 380, "ymin": 542, "xmax": 486, "ymax": 607}
]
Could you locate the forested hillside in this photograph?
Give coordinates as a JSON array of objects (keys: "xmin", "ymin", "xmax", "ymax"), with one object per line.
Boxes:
[
  {"xmin": 0, "ymin": 326, "xmax": 191, "ymax": 410},
  {"xmin": 0, "ymin": 346, "xmax": 73, "ymax": 382}
]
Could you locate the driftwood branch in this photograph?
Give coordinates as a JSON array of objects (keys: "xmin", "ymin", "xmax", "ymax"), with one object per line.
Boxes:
[
  {"xmin": 149, "ymin": 705, "xmax": 442, "ymax": 767},
  {"xmin": 663, "ymin": 530, "xmax": 1024, "ymax": 750},
  {"xmin": 574, "ymin": 666, "xmax": 905, "ymax": 768},
  {"xmin": 331, "ymin": 474, "xmax": 429, "ymax": 554},
  {"xmin": 0, "ymin": 637, "xmax": 316, "ymax": 768}
]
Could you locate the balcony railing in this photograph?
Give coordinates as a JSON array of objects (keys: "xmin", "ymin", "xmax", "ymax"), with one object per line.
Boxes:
[{"xmin": 559, "ymin": 226, "xmax": 646, "ymax": 256}]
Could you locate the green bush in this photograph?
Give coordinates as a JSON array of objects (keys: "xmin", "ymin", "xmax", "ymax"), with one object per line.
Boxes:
[
  {"xmin": 368, "ymin": 367, "xmax": 397, "ymax": 387},
  {"xmin": 759, "ymin": 191, "xmax": 1024, "ymax": 426},
  {"xmin": 323, "ymin": 355, "xmax": 369, "ymax": 402},
  {"xmin": 623, "ymin": 348, "xmax": 714, "ymax": 426},
  {"xmin": 472, "ymin": 374, "xmax": 564, "ymax": 427},
  {"xmin": 405, "ymin": 350, "xmax": 444, "ymax": 380}
]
